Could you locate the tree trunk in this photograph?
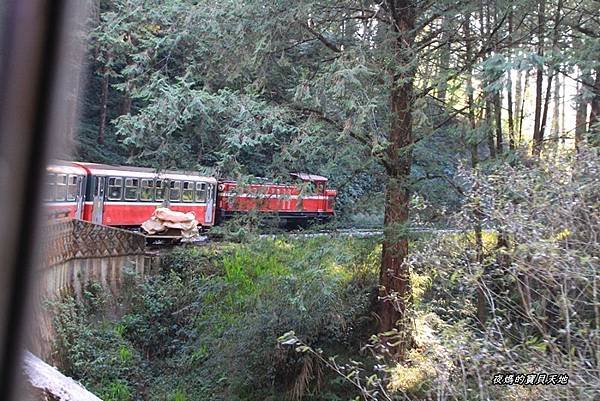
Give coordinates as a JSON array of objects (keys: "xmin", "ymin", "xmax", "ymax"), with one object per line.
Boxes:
[
  {"xmin": 514, "ymin": 69, "xmax": 522, "ymax": 145},
  {"xmin": 539, "ymin": 72, "xmax": 554, "ymax": 149},
  {"xmin": 486, "ymin": 100, "xmax": 496, "ymax": 158},
  {"xmin": 519, "ymin": 70, "xmax": 530, "ymax": 143},
  {"xmin": 575, "ymin": 71, "xmax": 593, "ymax": 150},
  {"xmin": 544, "ymin": 0, "xmax": 562, "ymax": 150},
  {"xmin": 507, "ymin": 71, "xmax": 515, "ymax": 149},
  {"xmin": 550, "ymin": 71, "xmax": 560, "ymax": 144},
  {"xmin": 120, "ymin": 85, "xmax": 132, "ymax": 116},
  {"xmin": 378, "ymin": 0, "xmax": 416, "ymax": 359},
  {"xmin": 463, "ymin": 12, "xmax": 486, "ymax": 325},
  {"xmin": 98, "ymin": 55, "xmax": 110, "ymax": 145},
  {"xmin": 590, "ymin": 70, "xmax": 600, "ymax": 144},
  {"xmin": 507, "ymin": 6, "xmax": 515, "ymax": 149},
  {"xmin": 561, "ymin": 74, "xmax": 566, "ymax": 144},
  {"xmin": 437, "ymin": 16, "xmax": 451, "ymax": 104},
  {"xmin": 494, "ymin": 92, "xmax": 503, "ymax": 154},
  {"xmin": 532, "ymin": 0, "xmax": 545, "ymax": 156}
]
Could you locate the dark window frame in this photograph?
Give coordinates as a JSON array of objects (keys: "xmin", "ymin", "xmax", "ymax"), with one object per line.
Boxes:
[
  {"xmin": 140, "ymin": 178, "xmax": 154, "ymax": 202},
  {"xmin": 182, "ymin": 181, "xmax": 194, "ymax": 202},
  {"xmin": 107, "ymin": 177, "xmax": 123, "ymax": 201},
  {"xmin": 55, "ymin": 174, "xmax": 67, "ymax": 201},
  {"xmin": 155, "ymin": 179, "xmax": 166, "ymax": 201},
  {"xmin": 169, "ymin": 180, "xmax": 181, "ymax": 201},
  {"xmin": 124, "ymin": 177, "xmax": 139, "ymax": 201},
  {"xmin": 195, "ymin": 182, "xmax": 207, "ymax": 203},
  {"xmin": 45, "ymin": 173, "xmax": 56, "ymax": 201},
  {"xmin": 66, "ymin": 174, "xmax": 78, "ymax": 201}
]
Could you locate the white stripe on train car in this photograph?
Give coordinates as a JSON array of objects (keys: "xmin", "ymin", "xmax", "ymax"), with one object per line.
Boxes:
[
  {"xmin": 98, "ymin": 201, "xmax": 212, "ymax": 206},
  {"xmin": 220, "ymin": 193, "xmax": 330, "ymax": 200}
]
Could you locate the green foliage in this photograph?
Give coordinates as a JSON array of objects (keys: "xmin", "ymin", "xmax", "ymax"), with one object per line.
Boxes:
[{"xmin": 52, "ymin": 238, "xmax": 380, "ymax": 400}]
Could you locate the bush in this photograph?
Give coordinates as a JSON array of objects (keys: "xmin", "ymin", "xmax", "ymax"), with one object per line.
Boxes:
[{"xmin": 51, "ymin": 237, "xmax": 381, "ymax": 401}]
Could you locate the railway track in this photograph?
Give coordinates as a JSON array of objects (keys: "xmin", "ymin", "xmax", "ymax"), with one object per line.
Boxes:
[{"xmin": 145, "ymin": 227, "xmax": 461, "ymax": 247}]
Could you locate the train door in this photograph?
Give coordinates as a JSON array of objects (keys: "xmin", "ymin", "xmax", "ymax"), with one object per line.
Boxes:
[
  {"xmin": 92, "ymin": 176, "xmax": 105, "ymax": 224},
  {"xmin": 316, "ymin": 181, "xmax": 326, "ymax": 211},
  {"xmin": 205, "ymin": 183, "xmax": 214, "ymax": 224},
  {"xmin": 75, "ymin": 175, "xmax": 85, "ymax": 219}
]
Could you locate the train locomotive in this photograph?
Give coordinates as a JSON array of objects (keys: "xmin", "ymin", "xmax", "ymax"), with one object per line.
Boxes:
[{"xmin": 44, "ymin": 161, "xmax": 336, "ymax": 230}]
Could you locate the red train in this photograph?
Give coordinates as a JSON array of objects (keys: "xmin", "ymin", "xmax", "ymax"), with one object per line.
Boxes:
[{"xmin": 45, "ymin": 161, "xmax": 336, "ymax": 230}]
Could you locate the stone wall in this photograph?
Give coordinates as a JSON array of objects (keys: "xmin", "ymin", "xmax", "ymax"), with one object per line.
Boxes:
[{"xmin": 30, "ymin": 219, "xmax": 159, "ymax": 361}]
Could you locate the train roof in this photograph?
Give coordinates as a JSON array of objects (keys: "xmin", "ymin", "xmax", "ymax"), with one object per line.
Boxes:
[
  {"xmin": 47, "ymin": 160, "xmax": 89, "ymax": 176},
  {"xmin": 73, "ymin": 162, "xmax": 217, "ymax": 183},
  {"xmin": 290, "ymin": 173, "xmax": 328, "ymax": 182}
]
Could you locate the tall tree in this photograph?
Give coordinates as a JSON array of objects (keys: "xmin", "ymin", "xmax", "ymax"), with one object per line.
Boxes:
[
  {"xmin": 532, "ymin": 0, "xmax": 546, "ymax": 156},
  {"xmin": 377, "ymin": 0, "xmax": 417, "ymax": 357},
  {"xmin": 590, "ymin": 70, "xmax": 600, "ymax": 143}
]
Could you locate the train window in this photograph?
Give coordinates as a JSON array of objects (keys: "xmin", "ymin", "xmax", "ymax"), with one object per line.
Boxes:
[
  {"xmin": 182, "ymin": 181, "xmax": 194, "ymax": 202},
  {"xmin": 169, "ymin": 181, "xmax": 181, "ymax": 201},
  {"xmin": 124, "ymin": 178, "xmax": 139, "ymax": 201},
  {"xmin": 55, "ymin": 174, "xmax": 67, "ymax": 201},
  {"xmin": 140, "ymin": 179, "xmax": 154, "ymax": 201},
  {"xmin": 195, "ymin": 182, "xmax": 207, "ymax": 203},
  {"xmin": 107, "ymin": 177, "xmax": 123, "ymax": 200},
  {"xmin": 66, "ymin": 175, "xmax": 78, "ymax": 201},
  {"xmin": 45, "ymin": 173, "xmax": 55, "ymax": 201},
  {"xmin": 155, "ymin": 180, "xmax": 165, "ymax": 201}
]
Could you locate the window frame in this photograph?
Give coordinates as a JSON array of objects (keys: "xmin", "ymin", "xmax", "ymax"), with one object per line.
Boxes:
[
  {"xmin": 107, "ymin": 177, "xmax": 124, "ymax": 201},
  {"xmin": 45, "ymin": 173, "xmax": 56, "ymax": 201},
  {"xmin": 140, "ymin": 178, "xmax": 155, "ymax": 202},
  {"xmin": 182, "ymin": 181, "xmax": 194, "ymax": 203},
  {"xmin": 66, "ymin": 174, "xmax": 78, "ymax": 201},
  {"xmin": 195, "ymin": 182, "xmax": 207, "ymax": 203},
  {"xmin": 169, "ymin": 180, "xmax": 181, "ymax": 201},
  {"xmin": 55, "ymin": 174, "xmax": 67, "ymax": 201},
  {"xmin": 124, "ymin": 177, "xmax": 139, "ymax": 201},
  {"xmin": 155, "ymin": 179, "xmax": 165, "ymax": 201}
]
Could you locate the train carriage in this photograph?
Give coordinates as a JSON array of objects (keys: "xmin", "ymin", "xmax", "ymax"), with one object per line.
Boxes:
[
  {"xmin": 74, "ymin": 163, "xmax": 217, "ymax": 228},
  {"xmin": 216, "ymin": 173, "xmax": 336, "ymax": 226},
  {"xmin": 45, "ymin": 162, "xmax": 88, "ymax": 220}
]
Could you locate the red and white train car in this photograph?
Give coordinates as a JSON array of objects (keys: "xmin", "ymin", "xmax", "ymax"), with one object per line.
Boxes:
[
  {"xmin": 45, "ymin": 162, "xmax": 87, "ymax": 220},
  {"xmin": 76, "ymin": 163, "xmax": 217, "ymax": 228},
  {"xmin": 217, "ymin": 173, "xmax": 336, "ymax": 225}
]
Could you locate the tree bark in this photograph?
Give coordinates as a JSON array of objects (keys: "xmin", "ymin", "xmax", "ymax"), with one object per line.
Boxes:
[
  {"xmin": 539, "ymin": 72, "xmax": 554, "ymax": 149},
  {"xmin": 464, "ymin": 13, "xmax": 486, "ymax": 324},
  {"xmin": 486, "ymin": 100, "xmax": 496, "ymax": 158},
  {"xmin": 506, "ymin": 7, "xmax": 515, "ymax": 149},
  {"xmin": 97, "ymin": 54, "xmax": 110, "ymax": 145},
  {"xmin": 494, "ymin": 92, "xmax": 503, "ymax": 154},
  {"xmin": 120, "ymin": 85, "xmax": 132, "ymax": 116},
  {"xmin": 507, "ymin": 72, "xmax": 515, "ymax": 149},
  {"xmin": 378, "ymin": 0, "xmax": 416, "ymax": 359},
  {"xmin": 590, "ymin": 70, "xmax": 600, "ymax": 144},
  {"xmin": 532, "ymin": 0, "xmax": 545, "ymax": 156},
  {"xmin": 514, "ymin": 69, "xmax": 522, "ymax": 145},
  {"xmin": 437, "ymin": 16, "xmax": 451, "ymax": 104},
  {"xmin": 575, "ymin": 77, "xmax": 589, "ymax": 151},
  {"xmin": 519, "ymin": 70, "xmax": 530, "ymax": 143},
  {"xmin": 550, "ymin": 71, "xmax": 560, "ymax": 144}
]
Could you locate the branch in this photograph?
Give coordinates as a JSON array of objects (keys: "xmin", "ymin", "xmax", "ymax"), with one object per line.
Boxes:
[{"xmin": 296, "ymin": 20, "xmax": 341, "ymax": 53}]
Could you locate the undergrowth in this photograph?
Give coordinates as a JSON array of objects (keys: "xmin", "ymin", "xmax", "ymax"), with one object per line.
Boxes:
[{"xmin": 51, "ymin": 237, "xmax": 381, "ymax": 401}]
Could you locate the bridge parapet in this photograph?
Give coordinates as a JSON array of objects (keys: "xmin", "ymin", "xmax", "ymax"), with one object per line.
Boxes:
[
  {"xmin": 42, "ymin": 219, "xmax": 146, "ymax": 266},
  {"xmin": 32, "ymin": 219, "xmax": 158, "ymax": 362}
]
